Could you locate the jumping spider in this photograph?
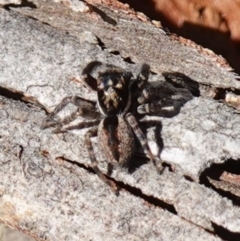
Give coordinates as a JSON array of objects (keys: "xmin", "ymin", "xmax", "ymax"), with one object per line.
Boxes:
[{"xmin": 43, "ymin": 61, "xmax": 163, "ymax": 194}]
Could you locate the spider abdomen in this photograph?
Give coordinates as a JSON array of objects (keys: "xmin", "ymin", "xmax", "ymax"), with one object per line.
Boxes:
[{"xmin": 98, "ymin": 116, "xmax": 135, "ymax": 166}]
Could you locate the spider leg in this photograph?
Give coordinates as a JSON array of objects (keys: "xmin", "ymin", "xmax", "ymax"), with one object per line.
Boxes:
[
  {"xmin": 137, "ymin": 81, "xmax": 174, "ymax": 104},
  {"xmin": 55, "ymin": 109, "xmax": 83, "ymax": 128},
  {"xmin": 137, "ymin": 81, "xmax": 193, "ymax": 116},
  {"xmin": 82, "ymin": 61, "xmax": 127, "ymax": 91},
  {"xmin": 53, "ymin": 119, "xmax": 101, "ymax": 133},
  {"xmin": 85, "ymin": 126, "xmax": 119, "ymax": 195},
  {"xmin": 126, "ymin": 113, "xmax": 164, "ymax": 174},
  {"xmin": 82, "ymin": 61, "xmax": 103, "ymax": 76},
  {"xmin": 137, "ymin": 100, "xmax": 165, "ymax": 114},
  {"xmin": 129, "ymin": 64, "xmax": 150, "ymax": 113},
  {"xmin": 137, "ymin": 83, "xmax": 172, "ymax": 114},
  {"xmin": 138, "ymin": 95, "xmax": 192, "ymax": 116},
  {"xmin": 81, "ymin": 61, "xmax": 103, "ymax": 91},
  {"xmin": 136, "ymin": 63, "xmax": 150, "ymax": 89},
  {"xmin": 42, "ymin": 96, "xmax": 97, "ymax": 129}
]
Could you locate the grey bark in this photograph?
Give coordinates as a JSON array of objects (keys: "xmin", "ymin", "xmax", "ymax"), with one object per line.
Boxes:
[{"xmin": 0, "ymin": 1, "xmax": 240, "ymax": 240}]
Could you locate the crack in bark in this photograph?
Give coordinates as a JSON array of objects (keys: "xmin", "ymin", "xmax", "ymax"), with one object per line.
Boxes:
[
  {"xmin": 58, "ymin": 156, "xmax": 177, "ymax": 213},
  {"xmin": 3, "ymin": 0, "xmax": 37, "ymax": 10},
  {"xmin": 0, "ymin": 86, "xmax": 47, "ymax": 111},
  {"xmin": 57, "ymin": 156, "xmax": 240, "ymax": 239},
  {"xmin": 200, "ymin": 159, "xmax": 240, "ymax": 206},
  {"xmin": 212, "ymin": 222, "xmax": 240, "ymax": 241}
]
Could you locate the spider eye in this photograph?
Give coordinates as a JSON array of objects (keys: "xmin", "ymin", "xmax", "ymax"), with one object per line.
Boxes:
[
  {"xmin": 98, "ymin": 83, "xmax": 104, "ymax": 90},
  {"xmin": 115, "ymin": 82, "xmax": 122, "ymax": 89}
]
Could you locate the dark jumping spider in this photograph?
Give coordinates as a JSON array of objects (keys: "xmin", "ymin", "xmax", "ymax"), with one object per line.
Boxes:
[{"xmin": 43, "ymin": 61, "xmax": 163, "ymax": 194}]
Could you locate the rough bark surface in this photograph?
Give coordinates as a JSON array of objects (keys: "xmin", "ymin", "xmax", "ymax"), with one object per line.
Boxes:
[{"xmin": 1, "ymin": 0, "xmax": 240, "ymax": 240}]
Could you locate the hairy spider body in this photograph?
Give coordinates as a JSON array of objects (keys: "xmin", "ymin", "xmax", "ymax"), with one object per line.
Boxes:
[
  {"xmin": 43, "ymin": 61, "xmax": 163, "ymax": 194},
  {"xmin": 98, "ymin": 116, "xmax": 135, "ymax": 166},
  {"xmin": 96, "ymin": 68, "xmax": 135, "ymax": 167}
]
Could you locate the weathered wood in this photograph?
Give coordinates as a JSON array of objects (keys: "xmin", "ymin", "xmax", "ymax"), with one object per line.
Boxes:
[
  {"xmin": 1, "ymin": 1, "xmax": 240, "ymax": 240},
  {"xmin": 0, "ymin": 95, "xmax": 222, "ymax": 241}
]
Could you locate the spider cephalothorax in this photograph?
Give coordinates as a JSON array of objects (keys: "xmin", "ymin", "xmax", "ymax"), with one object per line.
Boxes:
[
  {"xmin": 97, "ymin": 68, "xmax": 132, "ymax": 115},
  {"xmin": 43, "ymin": 61, "xmax": 163, "ymax": 194}
]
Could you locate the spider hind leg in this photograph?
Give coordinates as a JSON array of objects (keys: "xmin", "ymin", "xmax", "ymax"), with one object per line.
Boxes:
[
  {"xmin": 85, "ymin": 126, "xmax": 119, "ymax": 195},
  {"xmin": 126, "ymin": 113, "xmax": 164, "ymax": 174}
]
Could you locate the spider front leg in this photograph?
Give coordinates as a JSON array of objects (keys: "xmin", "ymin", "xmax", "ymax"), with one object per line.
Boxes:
[
  {"xmin": 137, "ymin": 81, "xmax": 193, "ymax": 116},
  {"xmin": 136, "ymin": 63, "xmax": 150, "ymax": 89},
  {"xmin": 126, "ymin": 113, "xmax": 164, "ymax": 174},
  {"xmin": 42, "ymin": 96, "xmax": 98, "ymax": 129},
  {"xmin": 85, "ymin": 126, "xmax": 119, "ymax": 195}
]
